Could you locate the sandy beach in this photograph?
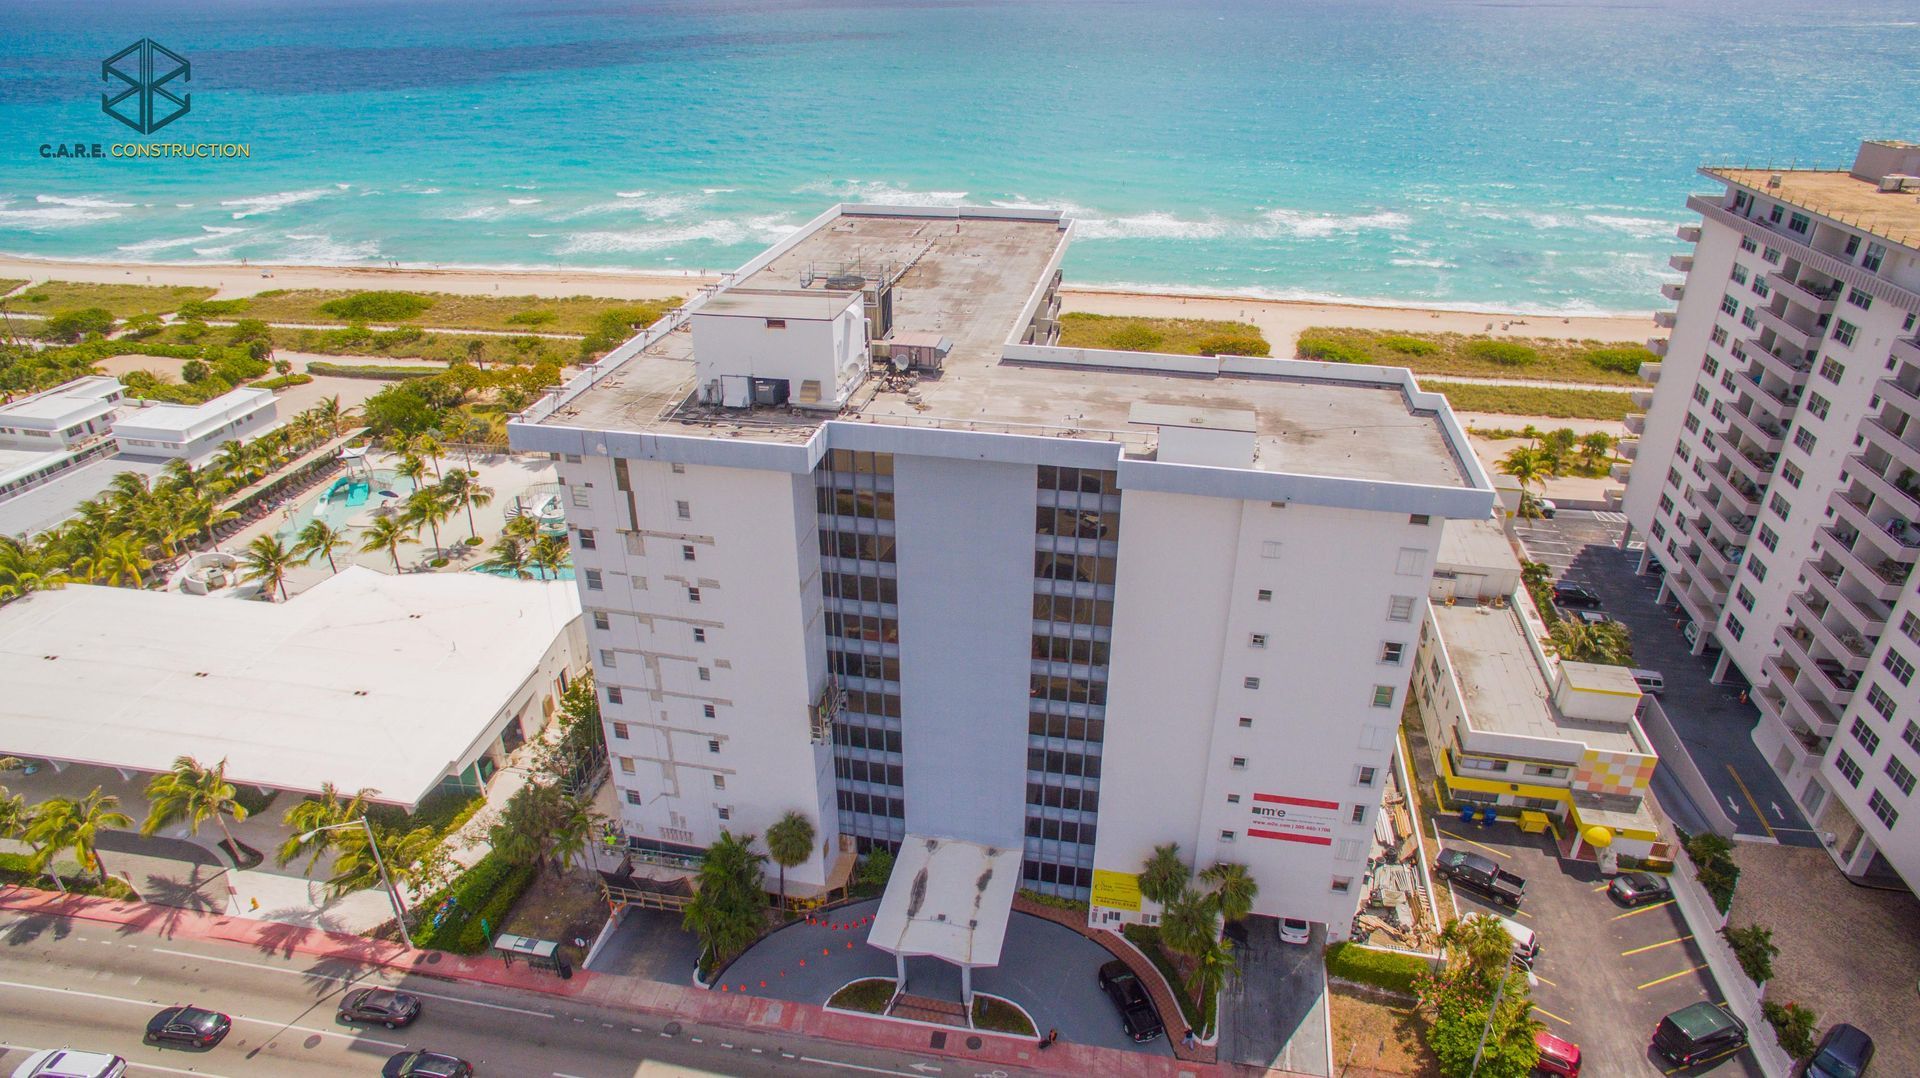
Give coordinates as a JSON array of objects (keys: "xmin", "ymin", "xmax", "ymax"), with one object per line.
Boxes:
[{"xmin": 0, "ymin": 255, "xmax": 1656, "ymax": 349}]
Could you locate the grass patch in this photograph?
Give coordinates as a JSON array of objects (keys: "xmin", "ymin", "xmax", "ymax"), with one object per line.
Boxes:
[
  {"xmin": 972, "ymin": 994, "xmax": 1036, "ymax": 1036},
  {"xmin": 0, "ymin": 852, "xmax": 138, "ymax": 900},
  {"xmin": 1058, "ymin": 312, "xmax": 1270, "ymax": 356},
  {"xmin": 6, "ymin": 281, "xmax": 216, "ymax": 319},
  {"xmin": 234, "ymin": 289, "xmax": 675, "ymax": 336},
  {"xmin": 1122, "ymin": 923, "xmax": 1214, "ymax": 1036},
  {"xmin": 305, "ymin": 361, "xmax": 440, "ymax": 380},
  {"xmin": 1330, "ymin": 984, "xmax": 1439, "ymax": 1077},
  {"xmin": 1423, "ymin": 380, "xmax": 1634, "ymax": 420},
  {"xmin": 1293, "ymin": 327, "xmax": 1653, "ymax": 385},
  {"xmin": 255, "ymin": 373, "xmax": 315, "ymax": 390},
  {"xmin": 828, "ymin": 977, "xmax": 896, "ymax": 1014},
  {"xmin": 1016, "ymin": 887, "xmax": 1090, "ymax": 914},
  {"xmin": 0, "ymin": 278, "xmax": 26, "ymax": 295},
  {"xmin": 1325, "ymin": 941, "xmax": 1429, "ymax": 996},
  {"xmin": 274, "ymin": 325, "xmax": 581, "ymax": 365}
]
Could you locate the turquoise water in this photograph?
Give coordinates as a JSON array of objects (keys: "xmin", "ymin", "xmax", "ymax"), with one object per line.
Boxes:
[
  {"xmin": 471, "ymin": 563, "xmax": 574, "ymax": 582},
  {"xmin": 1, "ymin": 1, "xmax": 1914, "ymax": 312},
  {"xmin": 273, "ymin": 468, "xmax": 417, "ymax": 542}
]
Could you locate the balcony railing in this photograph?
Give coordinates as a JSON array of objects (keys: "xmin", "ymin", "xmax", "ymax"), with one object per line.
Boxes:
[
  {"xmin": 1638, "ymin": 361, "xmax": 1663, "ymax": 383},
  {"xmin": 1753, "ymin": 305, "xmax": 1823, "ymax": 351},
  {"xmin": 1677, "ymin": 224, "xmax": 1702, "ymax": 244},
  {"xmin": 1805, "ymin": 562, "xmax": 1891, "ymax": 635},
  {"xmin": 1768, "ymin": 271, "xmax": 1842, "ymax": 314},
  {"xmin": 1655, "ymin": 310, "xmax": 1677, "ymax": 329},
  {"xmin": 1625, "ymin": 413, "xmax": 1647, "ymax": 435},
  {"xmin": 1670, "ymin": 254, "xmax": 1695, "ymax": 274}
]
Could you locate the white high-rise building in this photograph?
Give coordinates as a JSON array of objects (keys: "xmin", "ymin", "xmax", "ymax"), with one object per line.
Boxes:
[
  {"xmin": 509, "ymin": 205, "xmax": 1494, "ymax": 939},
  {"xmin": 1622, "ymin": 139, "xmax": 1920, "ymax": 888}
]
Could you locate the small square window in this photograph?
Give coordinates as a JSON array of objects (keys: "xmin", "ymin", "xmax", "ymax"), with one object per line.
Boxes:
[
  {"xmin": 693, "ymin": 627, "xmax": 707, "ymax": 643},
  {"xmin": 687, "ymin": 586, "xmax": 702, "ymax": 603},
  {"xmin": 1249, "ymin": 633, "xmax": 1268, "ymax": 649},
  {"xmin": 703, "ymin": 704, "xmax": 717, "ymax": 719},
  {"xmin": 1219, "ymin": 830, "xmax": 1236, "ymax": 842},
  {"xmin": 592, "ymin": 611, "xmax": 611, "ymax": 631},
  {"xmin": 682, "ymin": 544, "xmax": 696, "ymax": 561},
  {"xmin": 1226, "ymin": 793, "xmax": 1241, "ymax": 804},
  {"xmin": 1388, "ymin": 595, "xmax": 1416, "ymax": 622},
  {"xmin": 717, "ymin": 806, "xmax": 732, "ymax": 820},
  {"xmin": 598, "ymin": 648, "xmax": 616, "ymax": 667},
  {"xmin": 618, "ymin": 757, "xmax": 636, "ymax": 775},
  {"xmin": 712, "ymin": 774, "xmax": 726, "ymax": 790},
  {"xmin": 1356, "ymin": 766, "xmax": 1378, "ymax": 787},
  {"xmin": 1380, "ymin": 642, "xmax": 1405, "ymax": 665},
  {"xmin": 708, "ymin": 738, "xmax": 721, "ymax": 754},
  {"xmin": 584, "ymin": 569, "xmax": 604, "ymax": 591},
  {"xmin": 1244, "ymin": 677, "xmax": 1261, "ymax": 690},
  {"xmin": 606, "ymin": 685, "xmax": 623, "ymax": 705},
  {"xmin": 1237, "ymin": 716, "xmax": 1253, "ymax": 729},
  {"xmin": 671, "ymin": 462, "xmax": 686, "ymax": 474},
  {"xmin": 612, "ymin": 721, "xmax": 630, "ymax": 739},
  {"xmin": 697, "ymin": 666, "xmax": 711, "ymax": 681},
  {"xmin": 624, "ymin": 789, "xmax": 642, "ymax": 806},
  {"xmin": 1409, "ymin": 514, "xmax": 1431, "ymax": 526},
  {"xmin": 1371, "ymin": 685, "xmax": 1395, "ymax": 708},
  {"xmin": 1331, "ymin": 877, "xmax": 1352, "ymax": 893},
  {"xmin": 1231, "ymin": 756, "xmax": 1248, "ymax": 769},
  {"xmin": 1350, "ymin": 804, "xmax": 1366, "ymax": 824},
  {"xmin": 1396, "ymin": 548, "xmax": 1424, "ymax": 576},
  {"xmin": 676, "ymin": 500, "xmax": 691, "ymax": 520},
  {"xmin": 1257, "ymin": 589, "xmax": 1273, "ymax": 602},
  {"xmin": 1261, "ymin": 541, "xmax": 1283, "ymax": 559}
]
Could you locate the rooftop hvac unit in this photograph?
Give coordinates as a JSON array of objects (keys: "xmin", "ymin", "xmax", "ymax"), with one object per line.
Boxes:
[{"xmin": 1767, "ymin": 173, "xmax": 1783, "ymax": 189}]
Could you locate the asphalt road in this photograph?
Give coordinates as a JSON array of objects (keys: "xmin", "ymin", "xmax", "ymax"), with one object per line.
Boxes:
[
  {"xmin": 1514, "ymin": 509, "xmax": 1819, "ymax": 846},
  {"xmin": 0, "ymin": 907, "xmax": 1037, "ymax": 1078}
]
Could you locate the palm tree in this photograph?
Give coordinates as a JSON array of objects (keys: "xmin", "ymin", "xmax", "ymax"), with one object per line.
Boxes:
[
  {"xmin": 277, "ymin": 783, "xmax": 374, "ymax": 872},
  {"xmin": 393, "ymin": 453, "xmax": 428, "ymax": 496},
  {"xmin": 315, "ymin": 395, "xmax": 346, "ymax": 437},
  {"xmin": 1200, "ymin": 861, "xmax": 1258, "ymax": 934},
  {"xmin": 764, "ymin": 810, "xmax": 817, "ymax": 908},
  {"xmin": 404, "ymin": 487, "xmax": 454, "ymax": 558},
  {"xmin": 466, "ymin": 338, "xmax": 486, "ymax": 369},
  {"xmin": 0, "ymin": 537, "xmax": 68, "ymax": 600},
  {"xmin": 360, "ymin": 515, "xmax": 415, "ymax": 573},
  {"xmin": 183, "ymin": 494, "xmax": 240, "ymax": 548},
  {"xmin": 1186, "ymin": 938, "xmax": 1238, "ymax": 1038},
  {"xmin": 682, "ymin": 831, "xmax": 768, "ymax": 964},
  {"xmin": 1158, "ymin": 888, "xmax": 1221, "ymax": 959},
  {"xmin": 482, "ymin": 534, "xmax": 531, "ymax": 579},
  {"xmin": 325, "ymin": 824, "xmax": 440, "ymax": 906},
  {"xmin": 211, "ymin": 440, "xmax": 258, "ymax": 488},
  {"xmin": 141, "ymin": 756, "xmax": 251, "ymax": 860},
  {"xmin": 440, "ymin": 470, "xmax": 495, "ymax": 543},
  {"xmin": 1139, "ymin": 842, "xmax": 1190, "ymax": 906},
  {"xmin": 550, "ymin": 795, "xmax": 603, "ymax": 874},
  {"xmin": 410, "ymin": 433, "xmax": 445, "ymax": 481},
  {"xmin": 158, "ymin": 457, "xmax": 203, "ymax": 496},
  {"xmin": 105, "ymin": 470, "xmax": 152, "ymax": 511},
  {"xmin": 1539, "ymin": 428, "xmax": 1579, "ymax": 474},
  {"xmin": 241, "ymin": 533, "xmax": 298, "ymax": 600},
  {"xmin": 1549, "ymin": 619, "xmax": 1633, "ymax": 665},
  {"xmin": 1499, "ymin": 445, "xmax": 1552, "ymax": 496},
  {"xmin": 294, "ymin": 519, "xmax": 350, "ymax": 573},
  {"xmin": 529, "ymin": 533, "xmax": 571, "ymax": 580},
  {"xmin": 28, "ymin": 787, "xmax": 133, "ymax": 887},
  {"xmin": 81, "ymin": 534, "xmax": 152, "ymax": 588}
]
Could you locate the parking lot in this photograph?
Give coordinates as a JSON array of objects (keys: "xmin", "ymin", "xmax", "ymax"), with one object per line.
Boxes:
[
  {"xmin": 1434, "ymin": 823, "xmax": 1763, "ymax": 1076},
  {"xmin": 1512, "ymin": 510, "xmax": 1818, "ymax": 846}
]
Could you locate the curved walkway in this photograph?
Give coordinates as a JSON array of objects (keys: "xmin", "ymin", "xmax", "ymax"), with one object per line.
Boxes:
[{"xmin": 716, "ymin": 897, "xmax": 1171, "ymax": 1058}]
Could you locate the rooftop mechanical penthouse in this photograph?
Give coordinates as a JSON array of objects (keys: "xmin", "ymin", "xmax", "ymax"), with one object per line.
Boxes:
[{"xmin": 509, "ymin": 204, "xmax": 1496, "ymax": 942}]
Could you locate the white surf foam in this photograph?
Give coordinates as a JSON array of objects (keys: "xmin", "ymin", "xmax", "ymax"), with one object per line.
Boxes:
[{"xmin": 221, "ymin": 188, "xmax": 333, "ymax": 219}]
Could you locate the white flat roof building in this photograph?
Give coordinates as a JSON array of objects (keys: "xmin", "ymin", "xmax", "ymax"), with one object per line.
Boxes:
[
  {"xmin": 0, "ymin": 377, "xmax": 126, "ymax": 503},
  {"xmin": 0, "ymin": 567, "xmax": 584, "ymax": 809},
  {"xmin": 1621, "ymin": 138, "xmax": 1920, "ymax": 887},
  {"xmin": 510, "ymin": 204, "xmax": 1496, "ymax": 945},
  {"xmin": 113, "ymin": 386, "xmax": 279, "ymax": 464}
]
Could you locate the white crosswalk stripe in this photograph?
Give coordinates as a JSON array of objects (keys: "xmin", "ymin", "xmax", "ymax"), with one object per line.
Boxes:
[{"xmin": 1592, "ymin": 510, "xmax": 1627, "ymax": 524}]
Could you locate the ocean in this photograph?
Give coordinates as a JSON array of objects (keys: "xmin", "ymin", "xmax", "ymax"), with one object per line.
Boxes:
[{"xmin": 1, "ymin": 0, "xmax": 1914, "ymax": 314}]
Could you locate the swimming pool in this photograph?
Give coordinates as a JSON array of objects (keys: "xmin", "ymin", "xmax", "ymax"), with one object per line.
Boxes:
[
  {"xmin": 275, "ymin": 468, "xmax": 419, "ymax": 543},
  {"xmin": 469, "ymin": 563, "xmax": 575, "ymax": 581}
]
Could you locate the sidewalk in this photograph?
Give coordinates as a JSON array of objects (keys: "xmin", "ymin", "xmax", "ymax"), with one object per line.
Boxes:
[{"xmin": 0, "ymin": 884, "xmax": 1241, "ymax": 1077}]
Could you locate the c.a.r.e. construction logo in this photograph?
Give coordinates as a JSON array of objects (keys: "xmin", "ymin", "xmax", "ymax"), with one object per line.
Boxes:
[{"xmin": 39, "ymin": 37, "xmax": 250, "ymax": 160}]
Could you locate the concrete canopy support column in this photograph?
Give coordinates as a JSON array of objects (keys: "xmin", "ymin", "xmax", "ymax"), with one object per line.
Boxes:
[
  {"xmin": 1619, "ymin": 520, "xmax": 1635, "ymax": 551},
  {"xmin": 1710, "ymin": 650, "xmax": 1732, "ymax": 684},
  {"xmin": 961, "ymin": 963, "xmax": 972, "ymax": 1007},
  {"xmin": 1655, "ymin": 577, "xmax": 1671, "ymax": 605},
  {"xmin": 1635, "ymin": 547, "xmax": 1652, "ymax": 574},
  {"xmin": 895, "ymin": 951, "xmax": 906, "ymax": 993},
  {"xmin": 1691, "ymin": 631, "xmax": 1711, "ymax": 658}
]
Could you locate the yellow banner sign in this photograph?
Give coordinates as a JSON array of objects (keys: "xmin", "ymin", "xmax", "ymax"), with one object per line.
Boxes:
[{"xmin": 1090, "ymin": 868, "xmax": 1142, "ymax": 912}]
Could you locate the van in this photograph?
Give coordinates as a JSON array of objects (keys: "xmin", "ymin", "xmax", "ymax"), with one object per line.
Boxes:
[
  {"xmin": 1630, "ymin": 669, "xmax": 1664, "ymax": 695},
  {"xmin": 1488, "ymin": 913, "xmax": 1540, "ymax": 966}
]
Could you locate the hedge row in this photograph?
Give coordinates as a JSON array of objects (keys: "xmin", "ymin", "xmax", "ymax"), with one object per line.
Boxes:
[
  {"xmin": 1325, "ymin": 941, "xmax": 1429, "ymax": 995},
  {"xmin": 306, "ymin": 361, "xmax": 442, "ymax": 380},
  {"xmin": 410, "ymin": 850, "xmax": 538, "ymax": 954}
]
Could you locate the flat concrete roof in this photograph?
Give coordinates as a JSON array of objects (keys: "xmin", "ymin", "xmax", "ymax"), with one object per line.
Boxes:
[
  {"xmin": 114, "ymin": 387, "xmax": 274, "ymax": 439},
  {"xmin": 1434, "ymin": 601, "xmax": 1641, "ymax": 753},
  {"xmin": 1129, "ymin": 401, "xmax": 1257, "ymax": 432},
  {"xmin": 1707, "ymin": 168, "xmax": 1920, "ymax": 250},
  {"xmin": 0, "ymin": 567, "xmax": 580, "ymax": 809},
  {"xmin": 0, "ymin": 377, "xmax": 121, "ymax": 426},
  {"xmin": 1438, "ymin": 514, "xmax": 1521, "ymax": 574},
  {"xmin": 866, "ymin": 834, "xmax": 1020, "ymax": 969},
  {"xmin": 529, "ymin": 207, "xmax": 1470, "ymax": 490},
  {"xmin": 0, "ymin": 455, "xmax": 168, "ymax": 539},
  {"xmin": 698, "ymin": 289, "xmax": 859, "ymax": 321}
]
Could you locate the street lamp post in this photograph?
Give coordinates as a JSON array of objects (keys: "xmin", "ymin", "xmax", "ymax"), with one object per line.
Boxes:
[
  {"xmin": 1467, "ymin": 949, "xmax": 1519, "ymax": 1076},
  {"xmin": 300, "ymin": 817, "xmax": 413, "ymax": 950}
]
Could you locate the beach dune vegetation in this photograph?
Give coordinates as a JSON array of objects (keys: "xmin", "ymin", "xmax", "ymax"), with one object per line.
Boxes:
[
  {"xmin": 318, "ymin": 290, "xmax": 435, "ymax": 322},
  {"xmin": 8, "ymin": 282, "xmax": 214, "ymax": 320},
  {"xmin": 1059, "ymin": 312, "xmax": 1271, "ymax": 357},
  {"xmin": 1463, "ymin": 339, "xmax": 1540, "ymax": 367},
  {"xmin": 1292, "ymin": 327, "xmax": 1652, "ymax": 385}
]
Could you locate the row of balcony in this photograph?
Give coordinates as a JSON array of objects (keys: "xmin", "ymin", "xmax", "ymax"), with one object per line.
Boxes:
[
  {"xmin": 1639, "ymin": 361, "xmax": 1662, "ymax": 383},
  {"xmin": 1819, "ymin": 525, "xmax": 1913, "ymax": 601},
  {"xmin": 1647, "ymin": 337, "xmax": 1668, "ymax": 358},
  {"xmin": 1767, "ymin": 269, "xmax": 1842, "ymax": 315},
  {"xmin": 1684, "ymin": 194, "xmax": 1920, "ymax": 310},
  {"xmin": 1655, "ymin": 310, "xmax": 1677, "ymax": 330},
  {"xmin": 1752, "ymin": 304, "xmax": 1826, "ymax": 353},
  {"xmin": 1722, "ymin": 401, "xmax": 1785, "ymax": 454},
  {"xmin": 1745, "ymin": 337, "xmax": 1811, "ymax": 388}
]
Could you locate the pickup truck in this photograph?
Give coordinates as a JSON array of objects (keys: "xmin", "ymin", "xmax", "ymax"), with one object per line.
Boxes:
[{"xmin": 1433, "ymin": 847, "xmax": 1526, "ymax": 908}]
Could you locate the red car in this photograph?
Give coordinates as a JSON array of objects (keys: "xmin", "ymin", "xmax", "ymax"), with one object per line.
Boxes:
[{"xmin": 1534, "ymin": 1030, "xmax": 1581, "ymax": 1077}]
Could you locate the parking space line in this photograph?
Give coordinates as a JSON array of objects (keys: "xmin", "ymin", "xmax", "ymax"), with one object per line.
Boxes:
[
  {"xmin": 1723, "ymin": 763, "xmax": 1778, "ymax": 839},
  {"xmin": 1636, "ymin": 963, "xmax": 1709, "ymax": 990},
  {"xmin": 1622, "ymin": 934, "xmax": 1693, "ymax": 957},
  {"xmin": 1530, "ymin": 972, "xmax": 1557, "ymax": 987},
  {"xmin": 1591, "ymin": 883, "xmax": 1611, "ymax": 892},
  {"xmin": 1434, "ymin": 829, "xmax": 1510, "ymax": 857},
  {"xmin": 1532, "ymin": 1004, "xmax": 1573, "ymax": 1025},
  {"xmin": 1611, "ymin": 898, "xmax": 1675, "ymax": 920}
]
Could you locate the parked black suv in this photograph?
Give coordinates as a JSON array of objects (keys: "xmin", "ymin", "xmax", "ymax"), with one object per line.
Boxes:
[
  {"xmin": 1552, "ymin": 583, "xmax": 1602, "ymax": 608},
  {"xmin": 1652, "ymin": 1001, "xmax": 1748, "ymax": 1067},
  {"xmin": 1097, "ymin": 959, "xmax": 1164, "ymax": 1042}
]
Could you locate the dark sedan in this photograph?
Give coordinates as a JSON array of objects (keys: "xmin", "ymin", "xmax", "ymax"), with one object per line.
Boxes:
[
  {"xmin": 1607, "ymin": 871, "xmax": 1673, "ymax": 907},
  {"xmin": 1807, "ymin": 1022, "xmax": 1874, "ymax": 1078},
  {"xmin": 383, "ymin": 1050, "xmax": 473, "ymax": 1077},
  {"xmin": 144, "ymin": 1005, "xmax": 231, "ymax": 1048},
  {"xmin": 1097, "ymin": 959, "xmax": 1164, "ymax": 1043},
  {"xmin": 338, "ymin": 987, "xmax": 422, "ymax": 1028}
]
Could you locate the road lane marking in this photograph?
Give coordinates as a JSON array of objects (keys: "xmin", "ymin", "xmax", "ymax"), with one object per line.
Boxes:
[
  {"xmin": 0, "ymin": 1043, "xmax": 240, "ymax": 1078},
  {"xmin": 1611, "ymin": 898, "xmax": 1675, "ymax": 920},
  {"xmin": 1532, "ymin": 1004, "xmax": 1572, "ymax": 1025},
  {"xmin": 1636, "ymin": 963, "xmax": 1710, "ymax": 990},
  {"xmin": 1622, "ymin": 934, "xmax": 1693, "ymax": 956},
  {"xmin": 149, "ymin": 947, "xmax": 556, "ymax": 1017},
  {"xmin": 0, "ymin": 980, "xmax": 403, "ymax": 1048},
  {"xmin": 800, "ymin": 1058, "xmax": 936, "ymax": 1078},
  {"xmin": 1434, "ymin": 830, "xmax": 1510, "ymax": 857},
  {"xmin": 1724, "ymin": 763, "xmax": 1778, "ymax": 839}
]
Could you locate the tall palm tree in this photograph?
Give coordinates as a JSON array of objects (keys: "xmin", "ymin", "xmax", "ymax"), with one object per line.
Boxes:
[
  {"xmin": 529, "ymin": 533, "xmax": 571, "ymax": 580},
  {"xmin": 1499, "ymin": 445, "xmax": 1552, "ymax": 501},
  {"xmin": 403, "ymin": 487, "xmax": 453, "ymax": 557},
  {"xmin": 241, "ymin": 533, "xmax": 297, "ymax": 601},
  {"xmin": 1549, "ymin": 619, "xmax": 1633, "ymax": 665},
  {"xmin": 482, "ymin": 533, "xmax": 531, "ymax": 579},
  {"xmin": 764, "ymin": 810, "xmax": 816, "ymax": 908},
  {"xmin": 184, "ymin": 494, "xmax": 240, "ymax": 548},
  {"xmin": 158, "ymin": 457, "xmax": 203, "ymax": 497},
  {"xmin": 440, "ymin": 470, "xmax": 494, "ymax": 542},
  {"xmin": 277, "ymin": 783, "xmax": 374, "ymax": 872},
  {"xmin": 550, "ymin": 795, "xmax": 603, "ymax": 874},
  {"xmin": 1139, "ymin": 842, "xmax": 1190, "ymax": 906},
  {"xmin": 141, "ymin": 756, "xmax": 251, "ymax": 860},
  {"xmin": 361, "ymin": 515, "xmax": 415, "ymax": 573},
  {"xmin": 315, "ymin": 394, "xmax": 346, "ymax": 437},
  {"xmin": 28, "ymin": 787, "xmax": 133, "ymax": 887},
  {"xmin": 211, "ymin": 440, "xmax": 257, "ymax": 488},
  {"xmin": 393, "ymin": 454, "xmax": 428, "ymax": 497},
  {"xmin": 1185, "ymin": 938, "xmax": 1238, "ymax": 1038},
  {"xmin": 0, "ymin": 536, "xmax": 69, "ymax": 600},
  {"xmin": 81, "ymin": 534, "xmax": 152, "ymax": 588},
  {"xmin": 294, "ymin": 519, "xmax": 350, "ymax": 573},
  {"xmin": 325, "ymin": 824, "xmax": 439, "ymax": 906},
  {"xmin": 1158, "ymin": 888, "xmax": 1221, "ymax": 959},
  {"xmin": 105, "ymin": 470, "xmax": 152, "ymax": 512},
  {"xmin": 410, "ymin": 433, "xmax": 445, "ymax": 481},
  {"xmin": 1199, "ymin": 861, "xmax": 1258, "ymax": 935}
]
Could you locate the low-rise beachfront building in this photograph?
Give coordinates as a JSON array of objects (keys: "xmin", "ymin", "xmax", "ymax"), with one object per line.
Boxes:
[
  {"xmin": 112, "ymin": 386, "xmax": 279, "ymax": 465},
  {"xmin": 0, "ymin": 566, "xmax": 585, "ymax": 810},
  {"xmin": 508, "ymin": 203, "xmax": 1497, "ymax": 947},
  {"xmin": 1621, "ymin": 137, "xmax": 1920, "ymax": 888},
  {"xmin": 0, "ymin": 376, "xmax": 125, "ymax": 501}
]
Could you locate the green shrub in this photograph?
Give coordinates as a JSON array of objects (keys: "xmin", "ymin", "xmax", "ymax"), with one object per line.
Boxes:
[
  {"xmin": 1325, "ymin": 941, "xmax": 1428, "ymax": 996},
  {"xmin": 211, "ymin": 351, "xmax": 270, "ymax": 384},
  {"xmin": 1016, "ymin": 888, "xmax": 1090, "ymax": 913},
  {"xmin": 828, "ymin": 978, "xmax": 895, "ymax": 1013},
  {"xmin": 306, "ymin": 361, "xmax": 440, "ymax": 380},
  {"xmin": 255, "ymin": 373, "xmax": 315, "ymax": 390},
  {"xmin": 506, "ymin": 309, "xmax": 556, "ymax": 326},
  {"xmin": 1422, "ymin": 381, "xmax": 1634, "ymax": 420},
  {"xmin": 1762, "ymin": 1000, "xmax": 1818, "ymax": 1059},
  {"xmin": 1722, "ymin": 924, "xmax": 1777, "ymax": 985},
  {"xmin": 410, "ymin": 849, "xmax": 537, "ymax": 954},
  {"xmin": 44, "ymin": 307, "xmax": 115, "ymax": 342},
  {"xmin": 1193, "ymin": 333, "xmax": 1270, "ymax": 357},
  {"xmin": 1123, "ymin": 924, "xmax": 1210, "ymax": 1033},
  {"xmin": 971, "ymin": 994, "xmax": 1036, "ymax": 1035},
  {"xmin": 1105, "ymin": 324, "xmax": 1164, "ymax": 351},
  {"xmin": 320, "ymin": 291, "xmax": 435, "ymax": 322},
  {"xmin": 1464, "ymin": 339, "xmax": 1541, "ymax": 367},
  {"xmin": 1296, "ymin": 335, "xmax": 1371, "ymax": 364},
  {"xmin": 1380, "ymin": 334, "xmax": 1440, "ymax": 355},
  {"xmin": 1583, "ymin": 345, "xmax": 1658, "ymax": 375},
  {"xmin": 178, "ymin": 298, "xmax": 250, "ymax": 319},
  {"xmin": 1683, "ymin": 831, "xmax": 1740, "ymax": 912}
]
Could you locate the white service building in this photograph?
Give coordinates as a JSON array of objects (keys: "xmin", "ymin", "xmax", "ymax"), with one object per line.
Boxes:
[
  {"xmin": 0, "ymin": 376, "xmax": 125, "ymax": 501},
  {"xmin": 1622, "ymin": 138, "xmax": 1920, "ymax": 888},
  {"xmin": 113, "ymin": 386, "xmax": 279, "ymax": 464},
  {"xmin": 509, "ymin": 205, "xmax": 1495, "ymax": 940}
]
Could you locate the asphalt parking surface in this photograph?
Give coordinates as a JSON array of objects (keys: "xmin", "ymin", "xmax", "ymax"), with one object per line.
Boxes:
[
  {"xmin": 1434, "ymin": 824, "xmax": 1763, "ymax": 1076},
  {"xmin": 1512, "ymin": 510, "xmax": 1818, "ymax": 846}
]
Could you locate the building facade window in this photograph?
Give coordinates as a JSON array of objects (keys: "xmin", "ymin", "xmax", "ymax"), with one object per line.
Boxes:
[
  {"xmin": 1886, "ymin": 757, "xmax": 1916, "ymax": 797},
  {"xmin": 1883, "ymin": 649, "xmax": 1914, "ymax": 687},
  {"xmin": 1837, "ymin": 751, "xmax": 1864, "ymax": 787},
  {"xmin": 1868, "ymin": 790, "xmax": 1899, "ymax": 830},
  {"xmin": 1388, "ymin": 595, "xmax": 1415, "ymax": 621},
  {"xmin": 1371, "ymin": 685, "xmax": 1395, "ymax": 708},
  {"xmin": 1793, "ymin": 428, "xmax": 1816, "ymax": 453},
  {"xmin": 1852, "ymin": 717, "xmax": 1882, "ymax": 756},
  {"xmin": 1868, "ymin": 684, "xmax": 1897, "ymax": 721}
]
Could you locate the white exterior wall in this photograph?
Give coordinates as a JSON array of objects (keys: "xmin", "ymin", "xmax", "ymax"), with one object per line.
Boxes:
[
  {"xmin": 1094, "ymin": 495, "xmax": 1436, "ymax": 939},
  {"xmin": 566, "ymin": 454, "xmax": 840, "ymax": 889},
  {"xmin": 691, "ymin": 305, "xmax": 866, "ymax": 408},
  {"xmin": 114, "ymin": 391, "xmax": 279, "ymax": 462}
]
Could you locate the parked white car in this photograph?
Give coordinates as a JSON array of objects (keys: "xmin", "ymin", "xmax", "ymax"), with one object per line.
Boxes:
[
  {"xmin": 1278, "ymin": 917, "xmax": 1312, "ymax": 945},
  {"xmin": 12, "ymin": 1050, "xmax": 127, "ymax": 1078}
]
